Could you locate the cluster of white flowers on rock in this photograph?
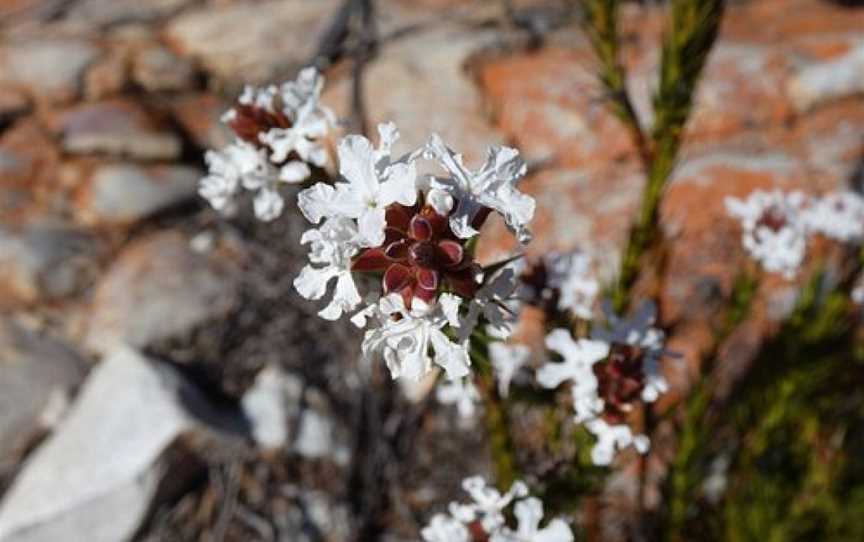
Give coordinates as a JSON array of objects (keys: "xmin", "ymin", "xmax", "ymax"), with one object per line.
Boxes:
[
  {"xmin": 421, "ymin": 477, "xmax": 574, "ymax": 542},
  {"xmin": 199, "ymin": 67, "xmax": 334, "ymax": 221},
  {"xmin": 294, "ymin": 122, "xmax": 535, "ymax": 384},
  {"xmin": 536, "ymin": 302, "xmax": 667, "ymax": 466},
  {"xmin": 725, "ymin": 189, "xmax": 864, "ymax": 278}
]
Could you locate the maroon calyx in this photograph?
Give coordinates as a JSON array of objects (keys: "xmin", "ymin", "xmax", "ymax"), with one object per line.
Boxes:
[
  {"xmin": 756, "ymin": 206, "xmax": 788, "ymax": 232},
  {"xmin": 593, "ymin": 343, "xmax": 647, "ymax": 424},
  {"xmin": 227, "ymin": 102, "xmax": 292, "ymax": 147},
  {"xmin": 352, "ymin": 203, "xmax": 480, "ymax": 308}
]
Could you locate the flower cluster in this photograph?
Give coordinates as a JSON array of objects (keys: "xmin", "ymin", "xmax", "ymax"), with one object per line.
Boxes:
[
  {"xmin": 725, "ymin": 189, "xmax": 864, "ymax": 278},
  {"xmin": 198, "ymin": 67, "xmax": 334, "ymax": 221},
  {"xmin": 421, "ymin": 477, "xmax": 573, "ymax": 542},
  {"xmin": 294, "ymin": 123, "xmax": 535, "ymax": 382},
  {"xmin": 536, "ymin": 302, "xmax": 667, "ymax": 466},
  {"xmin": 521, "ymin": 250, "xmax": 599, "ymax": 320}
]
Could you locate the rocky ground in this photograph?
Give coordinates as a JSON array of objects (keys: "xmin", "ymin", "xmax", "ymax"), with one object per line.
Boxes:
[{"xmin": 0, "ymin": 0, "xmax": 863, "ymax": 541}]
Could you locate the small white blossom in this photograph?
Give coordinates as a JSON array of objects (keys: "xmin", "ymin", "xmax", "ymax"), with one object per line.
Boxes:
[
  {"xmin": 437, "ymin": 377, "xmax": 481, "ymax": 424},
  {"xmin": 536, "ymin": 330, "xmax": 609, "ymax": 422},
  {"xmin": 491, "ymin": 498, "xmax": 574, "ymax": 542},
  {"xmin": 361, "ymin": 293, "xmax": 470, "ymax": 381},
  {"xmin": 592, "ymin": 301, "xmax": 668, "ymax": 403},
  {"xmin": 489, "ymin": 342, "xmax": 530, "ymax": 398},
  {"xmin": 425, "ymin": 134, "xmax": 535, "ymax": 244},
  {"xmin": 450, "ymin": 477, "xmax": 529, "ymax": 534},
  {"xmin": 421, "ymin": 514, "xmax": 470, "ymax": 542},
  {"xmin": 293, "ymin": 217, "xmax": 362, "ymax": 320},
  {"xmin": 725, "ymin": 189, "xmax": 808, "ymax": 278},
  {"xmin": 298, "ymin": 122, "xmax": 417, "ymax": 247},
  {"xmin": 259, "ymin": 67, "xmax": 333, "ymax": 171},
  {"xmin": 201, "ymin": 69, "xmax": 334, "ymax": 221},
  {"xmin": 423, "ymin": 477, "xmax": 572, "ymax": 541},
  {"xmin": 802, "ymin": 190, "xmax": 864, "ymax": 243},
  {"xmin": 200, "ymin": 140, "xmax": 282, "ymax": 219},
  {"xmin": 461, "ymin": 263, "xmax": 521, "ymax": 341},
  {"xmin": 584, "ymin": 418, "xmax": 649, "ymax": 467},
  {"xmin": 546, "ymin": 251, "xmax": 599, "ymax": 319}
]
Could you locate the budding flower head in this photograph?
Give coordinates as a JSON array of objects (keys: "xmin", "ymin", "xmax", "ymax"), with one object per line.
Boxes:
[
  {"xmin": 421, "ymin": 476, "xmax": 574, "ymax": 542},
  {"xmin": 293, "ymin": 124, "xmax": 536, "ymax": 382},
  {"xmin": 535, "ymin": 301, "xmax": 668, "ymax": 465},
  {"xmin": 725, "ymin": 189, "xmax": 808, "ymax": 278},
  {"xmin": 198, "ymin": 67, "xmax": 333, "ymax": 221}
]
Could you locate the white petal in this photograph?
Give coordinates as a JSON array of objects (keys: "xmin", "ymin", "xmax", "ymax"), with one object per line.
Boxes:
[
  {"xmin": 513, "ymin": 497, "xmax": 544, "ymax": 536},
  {"xmin": 430, "ymin": 329, "xmax": 470, "ymax": 380},
  {"xmin": 293, "ymin": 264, "xmax": 338, "ymax": 300},
  {"xmin": 253, "ymin": 187, "xmax": 284, "ymax": 221},
  {"xmin": 279, "ymin": 160, "xmax": 311, "ymax": 183},
  {"xmin": 379, "ymin": 161, "xmax": 418, "ymax": 206},
  {"xmin": 338, "ymin": 135, "xmax": 378, "ymax": 198},
  {"xmin": 318, "ymin": 272, "xmax": 362, "ymax": 320},
  {"xmin": 357, "ymin": 207, "xmax": 387, "ymax": 247},
  {"xmin": 297, "ymin": 183, "xmax": 336, "ymax": 223}
]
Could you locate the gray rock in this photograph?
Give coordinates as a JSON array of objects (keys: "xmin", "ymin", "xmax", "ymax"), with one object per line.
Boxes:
[
  {"xmin": 788, "ymin": 42, "xmax": 864, "ymax": 112},
  {"xmin": 241, "ymin": 365, "xmax": 303, "ymax": 451},
  {"xmin": 0, "ymin": 320, "xmax": 88, "ymax": 465},
  {"xmin": 85, "ymin": 231, "xmax": 238, "ymax": 356},
  {"xmin": 0, "ymin": 40, "xmax": 99, "ymax": 104},
  {"xmin": 81, "ymin": 163, "xmax": 200, "ymax": 224},
  {"xmin": 132, "ymin": 46, "xmax": 196, "ymax": 92},
  {"xmin": 0, "ymin": 224, "xmax": 102, "ymax": 305},
  {"xmin": 64, "ymin": 0, "xmax": 192, "ymax": 27},
  {"xmin": 165, "ymin": 0, "xmax": 339, "ymax": 84},
  {"xmin": 50, "ymin": 100, "xmax": 182, "ymax": 161},
  {"xmin": 322, "ymin": 27, "xmax": 505, "ymax": 164},
  {"xmin": 0, "ymin": 346, "xmax": 239, "ymax": 542}
]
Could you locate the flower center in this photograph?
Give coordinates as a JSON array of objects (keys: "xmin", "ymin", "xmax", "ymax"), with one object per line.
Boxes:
[{"xmin": 757, "ymin": 206, "xmax": 787, "ymax": 232}]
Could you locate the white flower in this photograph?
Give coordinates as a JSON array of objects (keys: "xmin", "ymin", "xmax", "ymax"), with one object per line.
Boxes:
[
  {"xmin": 421, "ymin": 514, "xmax": 470, "ymax": 542},
  {"xmin": 545, "ymin": 251, "xmax": 598, "ymax": 319},
  {"xmin": 461, "ymin": 263, "xmax": 521, "ymax": 341},
  {"xmin": 425, "ymin": 134, "xmax": 535, "ymax": 244},
  {"xmin": 725, "ymin": 189, "xmax": 808, "ymax": 278},
  {"xmin": 450, "ymin": 477, "xmax": 529, "ymax": 534},
  {"xmin": 584, "ymin": 418, "xmax": 649, "ymax": 467},
  {"xmin": 491, "ymin": 498, "xmax": 574, "ymax": 542},
  {"xmin": 293, "ymin": 217, "xmax": 362, "ymax": 320},
  {"xmin": 802, "ymin": 190, "xmax": 864, "ymax": 243},
  {"xmin": 259, "ymin": 67, "xmax": 333, "ymax": 172},
  {"xmin": 536, "ymin": 330, "xmax": 609, "ymax": 422},
  {"xmin": 199, "ymin": 148, "xmax": 240, "ymax": 211},
  {"xmin": 200, "ymin": 140, "xmax": 284, "ymax": 220},
  {"xmin": 298, "ymin": 122, "xmax": 417, "ymax": 246},
  {"xmin": 592, "ymin": 301, "xmax": 668, "ymax": 403},
  {"xmin": 436, "ymin": 377, "xmax": 481, "ymax": 423},
  {"xmin": 361, "ymin": 293, "xmax": 470, "ymax": 381},
  {"xmin": 489, "ymin": 342, "xmax": 530, "ymax": 397}
]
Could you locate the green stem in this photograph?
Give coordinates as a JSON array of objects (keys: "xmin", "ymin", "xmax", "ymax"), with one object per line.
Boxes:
[{"xmin": 471, "ymin": 333, "xmax": 518, "ymax": 488}]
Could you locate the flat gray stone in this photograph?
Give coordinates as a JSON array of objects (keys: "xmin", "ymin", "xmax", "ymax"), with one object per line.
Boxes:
[
  {"xmin": 132, "ymin": 46, "xmax": 196, "ymax": 92},
  {"xmin": 165, "ymin": 0, "xmax": 340, "ymax": 84},
  {"xmin": 0, "ymin": 320, "xmax": 87, "ymax": 465},
  {"xmin": 81, "ymin": 163, "xmax": 200, "ymax": 224},
  {"xmin": 85, "ymin": 231, "xmax": 238, "ymax": 356},
  {"xmin": 64, "ymin": 0, "xmax": 192, "ymax": 26},
  {"xmin": 0, "ymin": 224, "xmax": 102, "ymax": 305},
  {"xmin": 0, "ymin": 346, "xmax": 231, "ymax": 542},
  {"xmin": 788, "ymin": 42, "xmax": 864, "ymax": 112},
  {"xmin": 50, "ymin": 100, "xmax": 182, "ymax": 161},
  {"xmin": 0, "ymin": 39, "xmax": 99, "ymax": 104}
]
